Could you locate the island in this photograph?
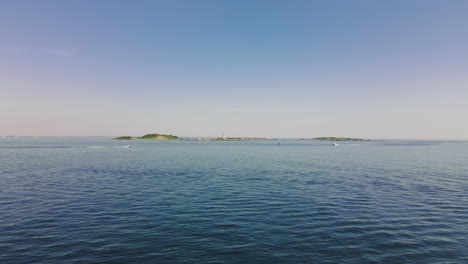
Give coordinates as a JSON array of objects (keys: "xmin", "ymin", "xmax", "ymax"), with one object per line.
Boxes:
[
  {"xmin": 113, "ymin": 136, "xmax": 137, "ymax": 140},
  {"xmin": 138, "ymin": 133, "xmax": 180, "ymax": 140},
  {"xmin": 311, "ymin": 137, "xmax": 370, "ymax": 141},
  {"xmin": 113, "ymin": 133, "xmax": 180, "ymax": 140}
]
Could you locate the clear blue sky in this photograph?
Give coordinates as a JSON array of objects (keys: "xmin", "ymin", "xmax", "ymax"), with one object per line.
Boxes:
[{"xmin": 1, "ymin": 0, "xmax": 467, "ymax": 138}]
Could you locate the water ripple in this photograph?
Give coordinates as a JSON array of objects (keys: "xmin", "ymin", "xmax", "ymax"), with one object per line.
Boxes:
[{"xmin": 1, "ymin": 139, "xmax": 468, "ymax": 263}]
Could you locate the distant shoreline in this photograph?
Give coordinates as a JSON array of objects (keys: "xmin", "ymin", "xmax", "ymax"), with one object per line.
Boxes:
[
  {"xmin": 302, "ymin": 137, "xmax": 371, "ymax": 141},
  {"xmin": 113, "ymin": 134, "xmax": 377, "ymax": 142},
  {"xmin": 4, "ymin": 135, "xmax": 468, "ymax": 141}
]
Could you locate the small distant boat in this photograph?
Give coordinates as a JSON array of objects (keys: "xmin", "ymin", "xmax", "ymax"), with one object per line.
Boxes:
[
  {"xmin": 333, "ymin": 143, "xmax": 339, "ymax": 146},
  {"xmin": 125, "ymin": 145, "xmax": 132, "ymax": 148}
]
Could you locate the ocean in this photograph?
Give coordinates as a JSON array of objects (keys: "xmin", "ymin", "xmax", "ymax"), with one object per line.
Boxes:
[{"xmin": 1, "ymin": 137, "xmax": 467, "ymax": 263}]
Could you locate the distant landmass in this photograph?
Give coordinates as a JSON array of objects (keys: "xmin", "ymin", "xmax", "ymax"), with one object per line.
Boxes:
[
  {"xmin": 311, "ymin": 137, "xmax": 370, "ymax": 141},
  {"xmin": 113, "ymin": 133, "xmax": 180, "ymax": 140},
  {"xmin": 113, "ymin": 136, "xmax": 137, "ymax": 140},
  {"xmin": 113, "ymin": 134, "xmax": 273, "ymax": 141},
  {"xmin": 114, "ymin": 134, "xmax": 370, "ymax": 142},
  {"xmin": 138, "ymin": 133, "xmax": 180, "ymax": 139}
]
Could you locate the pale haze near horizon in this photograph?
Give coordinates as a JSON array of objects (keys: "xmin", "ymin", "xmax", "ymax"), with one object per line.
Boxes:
[{"xmin": 1, "ymin": 1, "xmax": 467, "ymax": 139}]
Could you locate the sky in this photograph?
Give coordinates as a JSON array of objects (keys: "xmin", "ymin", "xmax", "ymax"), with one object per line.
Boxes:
[{"xmin": 1, "ymin": 0, "xmax": 468, "ymax": 139}]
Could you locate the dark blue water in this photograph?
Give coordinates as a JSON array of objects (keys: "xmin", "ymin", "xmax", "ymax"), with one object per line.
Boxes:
[{"xmin": 1, "ymin": 137, "xmax": 467, "ymax": 263}]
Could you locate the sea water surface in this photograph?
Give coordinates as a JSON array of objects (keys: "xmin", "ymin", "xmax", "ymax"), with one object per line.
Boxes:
[{"xmin": 0, "ymin": 137, "xmax": 467, "ymax": 263}]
